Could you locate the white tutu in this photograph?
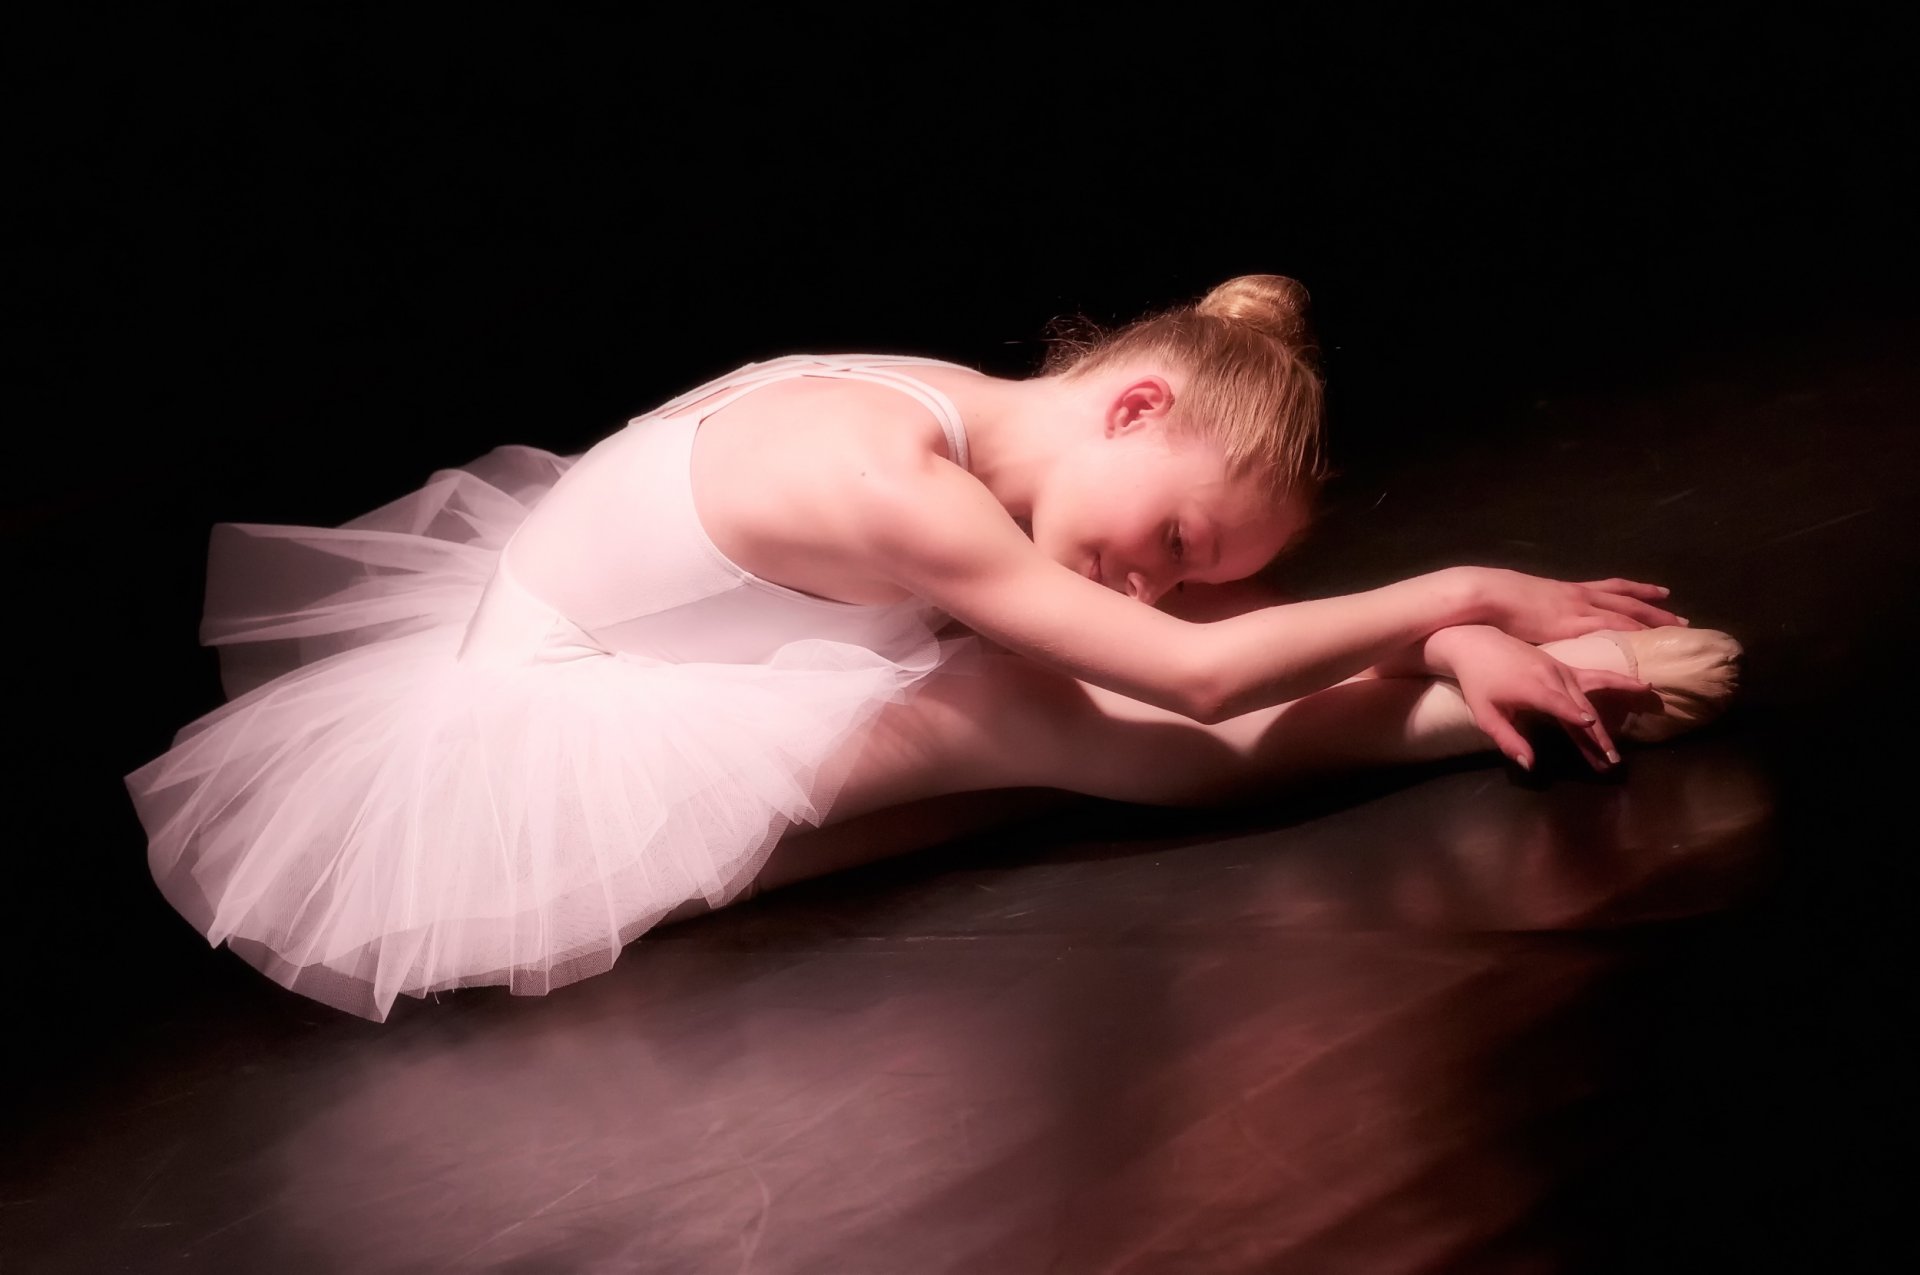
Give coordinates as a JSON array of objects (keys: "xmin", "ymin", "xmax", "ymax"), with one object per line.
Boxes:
[{"xmin": 126, "ymin": 443, "xmax": 949, "ymax": 1021}]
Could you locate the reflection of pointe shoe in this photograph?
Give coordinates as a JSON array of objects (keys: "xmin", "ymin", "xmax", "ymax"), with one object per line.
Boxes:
[{"xmin": 1596, "ymin": 627, "xmax": 1743, "ymax": 743}]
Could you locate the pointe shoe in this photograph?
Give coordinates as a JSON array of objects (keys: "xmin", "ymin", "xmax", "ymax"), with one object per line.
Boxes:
[{"xmin": 1594, "ymin": 627, "xmax": 1743, "ymax": 744}]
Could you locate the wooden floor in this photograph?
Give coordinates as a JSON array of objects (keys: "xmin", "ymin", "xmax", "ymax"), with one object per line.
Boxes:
[{"xmin": 5, "ymin": 308, "xmax": 1914, "ymax": 1273}]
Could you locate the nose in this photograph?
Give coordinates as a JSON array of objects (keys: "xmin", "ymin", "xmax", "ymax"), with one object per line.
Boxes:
[{"xmin": 1126, "ymin": 570, "xmax": 1170, "ymax": 606}]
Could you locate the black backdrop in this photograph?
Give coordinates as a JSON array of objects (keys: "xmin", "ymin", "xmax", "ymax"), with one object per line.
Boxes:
[
  {"xmin": 17, "ymin": 8, "xmax": 1913, "ymax": 522},
  {"xmin": 8, "ymin": 9, "xmax": 1917, "ymax": 1266}
]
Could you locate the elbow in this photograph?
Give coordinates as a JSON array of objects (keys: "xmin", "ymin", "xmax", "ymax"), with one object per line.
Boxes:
[
  {"xmin": 1177, "ymin": 656, "xmax": 1238, "ymax": 726},
  {"xmin": 1185, "ymin": 690, "xmax": 1242, "ymax": 727},
  {"xmin": 1187, "ymin": 698, "xmax": 1233, "ymax": 728}
]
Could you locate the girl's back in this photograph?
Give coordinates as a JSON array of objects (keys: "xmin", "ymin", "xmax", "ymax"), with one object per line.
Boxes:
[{"xmin": 497, "ymin": 355, "xmax": 978, "ymax": 664}]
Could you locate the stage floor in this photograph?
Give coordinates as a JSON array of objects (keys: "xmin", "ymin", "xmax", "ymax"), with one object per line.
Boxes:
[{"xmin": 5, "ymin": 315, "xmax": 1915, "ymax": 1273}]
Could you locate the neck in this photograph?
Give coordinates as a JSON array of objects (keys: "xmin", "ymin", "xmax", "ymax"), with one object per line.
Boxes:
[{"xmin": 936, "ymin": 372, "xmax": 1082, "ymax": 523}]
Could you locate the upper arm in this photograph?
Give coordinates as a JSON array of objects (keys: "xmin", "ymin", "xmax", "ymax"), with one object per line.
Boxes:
[{"xmin": 851, "ymin": 453, "xmax": 1222, "ymax": 719}]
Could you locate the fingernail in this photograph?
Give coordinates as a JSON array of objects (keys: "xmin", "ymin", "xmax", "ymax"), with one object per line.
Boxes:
[
  {"xmin": 1658, "ymin": 586, "xmax": 1671, "ymax": 596},
  {"xmin": 1514, "ymin": 754, "xmax": 1531, "ymax": 771},
  {"xmin": 1582, "ymin": 713, "xmax": 1596, "ymax": 723},
  {"xmin": 1678, "ymin": 616, "xmax": 1691, "ymax": 626},
  {"xmin": 1606, "ymin": 749, "xmax": 1621, "ymax": 764}
]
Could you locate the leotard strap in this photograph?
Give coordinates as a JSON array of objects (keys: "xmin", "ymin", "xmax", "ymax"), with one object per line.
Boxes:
[{"xmin": 643, "ymin": 355, "xmax": 973, "ymax": 471}]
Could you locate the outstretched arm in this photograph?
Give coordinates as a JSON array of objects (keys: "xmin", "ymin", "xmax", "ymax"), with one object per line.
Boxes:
[
  {"xmin": 1169, "ymin": 581, "xmax": 1680, "ymax": 684},
  {"xmin": 860, "ymin": 457, "xmax": 1490, "ymax": 723}
]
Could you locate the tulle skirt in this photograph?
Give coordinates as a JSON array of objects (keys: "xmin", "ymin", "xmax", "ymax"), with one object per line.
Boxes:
[{"xmin": 126, "ymin": 445, "xmax": 948, "ymax": 1021}]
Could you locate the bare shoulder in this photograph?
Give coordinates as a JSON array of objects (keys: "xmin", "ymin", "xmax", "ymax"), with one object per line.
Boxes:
[
  {"xmin": 697, "ymin": 373, "xmax": 956, "ymax": 468},
  {"xmin": 690, "ymin": 372, "xmax": 970, "ymax": 604},
  {"xmin": 701, "ymin": 374, "xmax": 965, "ymax": 534}
]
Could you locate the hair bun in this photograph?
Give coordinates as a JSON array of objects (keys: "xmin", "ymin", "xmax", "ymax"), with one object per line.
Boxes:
[{"xmin": 1195, "ymin": 274, "xmax": 1313, "ymax": 346}]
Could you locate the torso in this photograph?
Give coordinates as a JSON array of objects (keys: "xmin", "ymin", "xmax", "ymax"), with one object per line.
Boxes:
[
  {"xmin": 688, "ymin": 368, "xmax": 983, "ymax": 606},
  {"xmin": 497, "ymin": 355, "xmax": 985, "ymax": 665}
]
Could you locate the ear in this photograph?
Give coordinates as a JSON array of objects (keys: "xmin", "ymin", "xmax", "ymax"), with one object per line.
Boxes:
[{"xmin": 1105, "ymin": 375, "xmax": 1175, "ymax": 438}]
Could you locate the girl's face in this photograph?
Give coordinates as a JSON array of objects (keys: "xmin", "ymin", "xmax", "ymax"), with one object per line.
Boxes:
[{"xmin": 1032, "ymin": 411, "xmax": 1304, "ymax": 607}]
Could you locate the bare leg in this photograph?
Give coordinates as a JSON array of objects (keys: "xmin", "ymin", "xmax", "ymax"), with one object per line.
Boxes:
[
  {"xmin": 741, "ymin": 633, "xmax": 1639, "ymax": 898},
  {"xmin": 750, "ymin": 788, "xmax": 1074, "ymax": 896},
  {"xmin": 837, "ymin": 630, "xmax": 1644, "ymax": 815},
  {"xmin": 746, "ymin": 675, "xmax": 1476, "ymax": 898}
]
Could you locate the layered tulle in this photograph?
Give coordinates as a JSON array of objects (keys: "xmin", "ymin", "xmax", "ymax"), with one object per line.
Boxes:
[{"xmin": 126, "ymin": 445, "xmax": 946, "ymax": 1021}]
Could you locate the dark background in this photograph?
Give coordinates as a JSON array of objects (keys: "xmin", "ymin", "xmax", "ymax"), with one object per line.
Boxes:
[
  {"xmin": 8, "ymin": 8, "xmax": 1917, "ymax": 1270},
  {"xmin": 17, "ymin": 9, "xmax": 1913, "ymax": 516}
]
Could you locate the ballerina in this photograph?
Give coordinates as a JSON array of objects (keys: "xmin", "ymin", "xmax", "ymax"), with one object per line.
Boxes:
[{"xmin": 126, "ymin": 275, "xmax": 1740, "ymax": 1021}]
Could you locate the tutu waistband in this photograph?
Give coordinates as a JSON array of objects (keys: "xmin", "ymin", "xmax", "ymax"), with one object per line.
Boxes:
[{"xmin": 455, "ymin": 544, "xmax": 608, "ymax": 668}]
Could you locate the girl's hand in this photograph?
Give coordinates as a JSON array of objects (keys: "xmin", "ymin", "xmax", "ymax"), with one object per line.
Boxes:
[
  {"xmin": 1457, "ymin": 567, "xmax": 1684, "ymax": 644},
  {"xmin": 1437, "ymin": 627, "xmax": 1657, "ymax": 772}
]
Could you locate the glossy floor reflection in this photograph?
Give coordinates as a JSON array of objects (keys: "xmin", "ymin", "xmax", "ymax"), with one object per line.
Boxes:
[
  {"xmin": 9, "ymin": 747, "xmax": 1777, "ymax": 1274},
  {"xmin": 6, "ymin": 314, "xmax": 1915, "ymax": 1273}
]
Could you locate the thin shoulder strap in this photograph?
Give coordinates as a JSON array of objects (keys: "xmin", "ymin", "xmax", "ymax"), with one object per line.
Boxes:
[
  {"xmin": 799, "ymin": 359, "xmax": 971, "ymax": 473},
  {"xmin": 637, "ymin": 354, "xmax": 974, "ymax": 471},
  {"xmin": 634, "ymin": 355, "xmax": 827, "ymax": 425}
]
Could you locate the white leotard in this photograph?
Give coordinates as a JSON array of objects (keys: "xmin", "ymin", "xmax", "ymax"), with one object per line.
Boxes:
[{"xmin": 460, "ymin": 355, "xmax": 974, "ymax": 667}]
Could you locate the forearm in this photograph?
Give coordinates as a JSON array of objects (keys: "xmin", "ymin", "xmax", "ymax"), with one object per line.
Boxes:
[
  {"xmin": 1360, "ymin": 624, "xmax": 1508, "ymax": 680},
  {"xmin": 1198, "ymin": 570, "xmax": 1487, "ymax": 721}
]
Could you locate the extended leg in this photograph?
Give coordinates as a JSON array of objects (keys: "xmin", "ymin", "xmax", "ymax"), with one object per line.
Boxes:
[
  {"xmin": 743, "ymin": 648, "xmax": 1507, "ymax": 898},
  {"xmin": 832, "ymin": 655, "xmax": 1498, "ymax": 817},
  {"xmin": 755, "ymin": 624, "xmax": 1726, "ymax": 892}
]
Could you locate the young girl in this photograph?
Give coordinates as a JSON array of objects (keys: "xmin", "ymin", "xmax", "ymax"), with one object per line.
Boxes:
[{"xmin": 126, "ymin": 275, "xmax": 1740, "ymax": 1022}]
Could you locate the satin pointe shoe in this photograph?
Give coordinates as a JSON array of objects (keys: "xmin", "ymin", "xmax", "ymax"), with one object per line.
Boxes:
[{"xmin": 1595, "ymin": 626, "xmax": 1743, "ymax": 744}]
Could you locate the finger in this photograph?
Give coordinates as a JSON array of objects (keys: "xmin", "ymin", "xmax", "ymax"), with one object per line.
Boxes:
[
  {"xmin": 1471, "ymin": 705, "xmax": 1534, "ymax": 772},
  {"xmin": 1559, "ymin": 716, "xmax": 1612, "ymax": 771},
  {"xmin": 1557, "ymin": 677, "xmax": 1614, "ymax": 753},
  {"xmin": 1541, "ymin": 687, "xmax": 1617, "ymax": 768},
  {"xmin": 1580, "ymin": 578, "xmax": 1672, "ymax": 602},
  {"xmin": 1575, "ymin": 691, "xmax": 1620, "ymax": 764},
  {"xmin": 1572, "ymin": 612, "xmax": 1646, "ymax": 636},
  {"xmin": 1581, "ymin": 676, "xmax": 1665, "ymax": 723},
  {"xmin": 1590, "ymin": 591, "xmax": 1685, "ymax": 628}
]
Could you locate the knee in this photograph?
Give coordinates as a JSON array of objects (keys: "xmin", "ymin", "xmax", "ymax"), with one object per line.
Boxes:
[{"xmin": 905, "ymin": 657, "xmax": 1093, "ymax": 790}]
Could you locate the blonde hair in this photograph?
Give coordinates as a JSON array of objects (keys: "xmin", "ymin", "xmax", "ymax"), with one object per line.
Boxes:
[{"xmin": 1043, "ymin": 275, "xmax": 1330, "ymax": 501}]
